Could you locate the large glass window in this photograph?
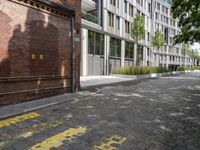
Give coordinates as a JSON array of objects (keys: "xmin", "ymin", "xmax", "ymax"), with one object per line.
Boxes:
[
  {"xmin": 125, "ymin": 42, "xmax": 134, "ymax": 59},
  {"xmin": 110, "ymin": 37, "xmax": 121, "ymax": 57},
  {"xmin": 137, "ymin": 45, "xmax": 143, "ymax": 62},
  {"xmin": 88, "ymin": 31, "xmax": 94, "ymax": 54},
  {"xmin": 88, "ymin": 31, "xmax": 104, "ymax": 55}
]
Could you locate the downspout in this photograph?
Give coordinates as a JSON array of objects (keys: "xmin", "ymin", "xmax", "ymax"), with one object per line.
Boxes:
[{"xmin": 71, "ymin": 14, "xmax": 75, "ymax": 93}]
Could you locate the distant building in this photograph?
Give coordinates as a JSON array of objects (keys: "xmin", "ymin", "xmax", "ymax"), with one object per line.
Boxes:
[
  {"xmin": 81, "ymin": 0, "xmax": 192, "ymax": 76},
  {"xmin": 0, "ymin": 0, "xmax": 81, "ymax": 105}
]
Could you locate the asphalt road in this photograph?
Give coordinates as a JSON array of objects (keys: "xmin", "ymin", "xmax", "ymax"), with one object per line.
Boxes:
[{"xmin": 0, "ymin": 72, "xmax": 200, "ymax": 150}]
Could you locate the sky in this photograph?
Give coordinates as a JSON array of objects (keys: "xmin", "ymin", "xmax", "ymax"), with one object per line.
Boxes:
[{"xmin": 191, "ymin": 43, "xmax": 200, "ymax": 53}]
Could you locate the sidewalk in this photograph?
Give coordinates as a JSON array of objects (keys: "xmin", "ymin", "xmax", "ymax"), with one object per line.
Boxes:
[
  {"xmin": 0, "ymin": 92, "xmax": 91, "ymax": 120},
  {"xmin": 80, "ymin": 71, "xmax": 187, "ymax": 88},
  {"xmin": 0, "ymin": 71, "xmax": 187, "ymax": 120},
  {"xmin": 80, "ymin": 75, "xmax": 134, "ymax": 88}
]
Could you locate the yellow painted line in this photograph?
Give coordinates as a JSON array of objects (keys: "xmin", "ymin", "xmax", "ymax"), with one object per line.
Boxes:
[
  {"xmin": 93, "ymin": 135, "xmax": 127, "ymax": 150},
  {"xmin": 30, "ymin": 126, "xmax": 87, "ymax": 150},
  {"xmin": 0, "ymin": 120, "xmax": 63, "ymax": 149},
  {"xmin": 0, "ymin": 112, "xmax": 40, "ymax": 128}
]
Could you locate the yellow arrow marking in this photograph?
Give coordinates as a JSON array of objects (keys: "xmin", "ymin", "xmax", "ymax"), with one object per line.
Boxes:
[
  {"xmin": 93, "ymin": 135, "xmax": 127, "ymax": 150},
  {"xmin": 30, "ymin": 126, "xmax": 87, "ymax": 150},
  {"xmin": 0, "ymin": 112, "xmax": 40, "ymax": 128}
]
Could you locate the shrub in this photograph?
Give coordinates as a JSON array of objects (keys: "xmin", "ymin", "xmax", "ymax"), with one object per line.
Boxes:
[
  {"xmin": 177, "ymin": 66, "xmax": 200, "ymax": 71},
  {"xmin": 113, "ymin": 66, "xmax": 171, "ymax": 75}
]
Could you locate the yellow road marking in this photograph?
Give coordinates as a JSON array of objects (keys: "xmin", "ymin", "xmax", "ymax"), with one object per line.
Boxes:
[
  {"xmin": 0, "ymin": 112, "xmax": 40, "ymax": 128},
  {"xmin": 93, "ymin": 135, "xmax": 127, "ymax": 150},
  {"xmin": 16, "ymin": 120, "xmax": 62, "ymax": 138},
  {"xmin": 30, "ymin": 126, "xmax": 87, "ymax": 150},
  {"xmin": 0, "ymin": 120, "xmax": 62, "ymax": 149}
]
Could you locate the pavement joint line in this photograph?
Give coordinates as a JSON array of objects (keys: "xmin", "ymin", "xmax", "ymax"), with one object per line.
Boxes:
[{"xmin": 0, "ymin": 94, "xmax": 93, "ymax": 121}]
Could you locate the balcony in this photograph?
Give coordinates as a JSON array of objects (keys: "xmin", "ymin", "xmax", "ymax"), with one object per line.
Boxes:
[
  {"xmin": 81, "ymin": 0, "xmax": 99, "ymax": 24},
  {"xmin": 81, "ymin": 11, "xmax": 99, "ymax": 24},
  {"xmin": 82, "ymin": 0, "xmax": 97, "ymax": 12}
]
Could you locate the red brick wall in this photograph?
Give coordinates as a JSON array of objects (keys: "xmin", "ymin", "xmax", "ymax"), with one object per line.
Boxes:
[{"xmin": 0, "ymin": 0, "xmax": 81, "ymax": 105}]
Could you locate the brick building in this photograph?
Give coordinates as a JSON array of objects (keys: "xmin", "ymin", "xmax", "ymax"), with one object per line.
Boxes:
[{"xmin": 0, "ymin": 0, "xmax": 81, "ymax": 105}]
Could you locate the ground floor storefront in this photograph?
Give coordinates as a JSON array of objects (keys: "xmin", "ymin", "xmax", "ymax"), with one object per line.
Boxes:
[{"xmin": 81, "ymin": 28, "xmax": 192, "ymax": 76}]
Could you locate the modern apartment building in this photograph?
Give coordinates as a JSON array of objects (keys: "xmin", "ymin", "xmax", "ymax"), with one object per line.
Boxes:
[{"xmin": 81, "ymin": 0, "xmax": 192, "ymax": 76}]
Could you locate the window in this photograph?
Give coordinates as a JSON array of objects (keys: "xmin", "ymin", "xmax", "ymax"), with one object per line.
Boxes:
[
  {"xmin": 110, "ymin": 0, "xmax": 116, "ymax": 6},
  {"xmin": 162, "ymin": 6, "xmax": 165, "ymax": 13},
  {"xmin": 88, "ymin": 31, "xmax": 94, "ymax": 54},
  {"xmin": 110, "ymin": 37, "xmax": 121, "ymax": 57},
  {"xmin": 161, "ymin": 15, "xmax": 163, "ymax": 22},
  {"xmin": 147, "ymin": 48, "xmax": 150, "ymax": 56},
  {"xmin": 147, "ymin": 32, "xmax": 150, "ymax": 42},
  {"xmin": 170, "ymin": 19, "xmax": 172, "ymax": 25},
  {"xmin": 148, "ymin": 3, "xmax": 151, "ymax": 13},
  {"xmin": 88, "ymin": 31, "xmax": 104, "ymax": 55},
  {"xmin": 108, "ymin": 12, "xmax": 114, "ymax": 27},
  {"xmin": 166, "ymin": 17, "xmax": 168, "ymax": 24},
  {"xmin": 166, "ymin": 7, "xmax": 168, "ymax": 14},
  {"xmin": 116, "ymin": 16, "xmax": 120, "ymax": 30},
  {"xmin": 141, "ymin": 0, "xmax": 143, "ymax": 7},
  {"xmin": 173, "ymin": 20, "xmax": 175, "ymax": 27},
  {"xmin": 136, "ymin": 0, "xmax": 140, "ymax": 5},
  {"xmin": 125, "ymin": 42, "xmax": 134, "ymax": 59},
  {"xmin": 124, "ymin": 1, "xmax": 127, "ymax": 13},
  {"xmin": 117, "ymin": 0, "xmax": 119, "ymax": 8},
  {"xmin": 125, "ymin": 21, "xmax": 130, "ymax": 33},
  {"xmin": 157, "ymin": 3, "xmax": 160, "ymax": 11},
  {"xmin": 176, "ymin": 48, "xmax": 179, "ymax": 54},
  {"xmin": 129, "ymin": 4, "xmax": 133, "ymax": 17},
  {"xmin": 137, "ymin": 45, "xmax": 143, "ymax": 62}
]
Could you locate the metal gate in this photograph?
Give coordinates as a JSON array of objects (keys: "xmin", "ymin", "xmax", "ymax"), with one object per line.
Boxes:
[
  {"xmin": 88, "ymin": 31, "xmax": 104, "ymax": 75},
  {"xmin": 88, "ymin": 55, "xmax": 104, "ymax": 75}
]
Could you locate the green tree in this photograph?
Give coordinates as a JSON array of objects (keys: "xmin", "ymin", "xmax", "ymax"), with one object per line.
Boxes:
[
  {"xmin": 182, "ymin": 43, "xmax": 189, "ymax": 56},
  {"xmin": 171, "ymin": 0, "xmax": 200, "ymax": 43},
  {"xmin": 152, "ymin": 29, "xmax": 164, "ymax": 51},
  {"xmin": 131, "ymin": 13, "xmax": 145, "ymax": 65},
  {"xmin": 190, "ymin": 49, "xmax": 200, "ymax": 65}
]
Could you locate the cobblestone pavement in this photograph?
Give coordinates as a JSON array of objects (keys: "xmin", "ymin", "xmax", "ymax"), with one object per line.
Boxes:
[{"xmin": 0, "ymin": 72, "xmax": 200, "ymax": 150}]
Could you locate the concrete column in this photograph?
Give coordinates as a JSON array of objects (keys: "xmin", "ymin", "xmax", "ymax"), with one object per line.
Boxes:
[
  {"xmin": 81, "ymin": 28, "xmax": 88, "ymax": 76},
  {"xmin": 121, "ymin": 40, "xmax": 125, "ymax": 67},
  {"xmin": 104, "ymin": 35, "xmax": 110, "ymax": 75}
]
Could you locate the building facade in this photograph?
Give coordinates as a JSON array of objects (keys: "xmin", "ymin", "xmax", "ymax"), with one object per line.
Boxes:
[
  {"xmin": 0, "ymin": 0, "xmax": 81, "ymax": 105},
  {"xmin": 81, "ymin": 0, "xmax": 192, "ymax": 76}
]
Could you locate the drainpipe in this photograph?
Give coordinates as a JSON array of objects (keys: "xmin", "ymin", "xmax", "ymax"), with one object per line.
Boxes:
[{"xmin": 71, "ymin": 14, "xmax": 75, "ymax": 93}]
